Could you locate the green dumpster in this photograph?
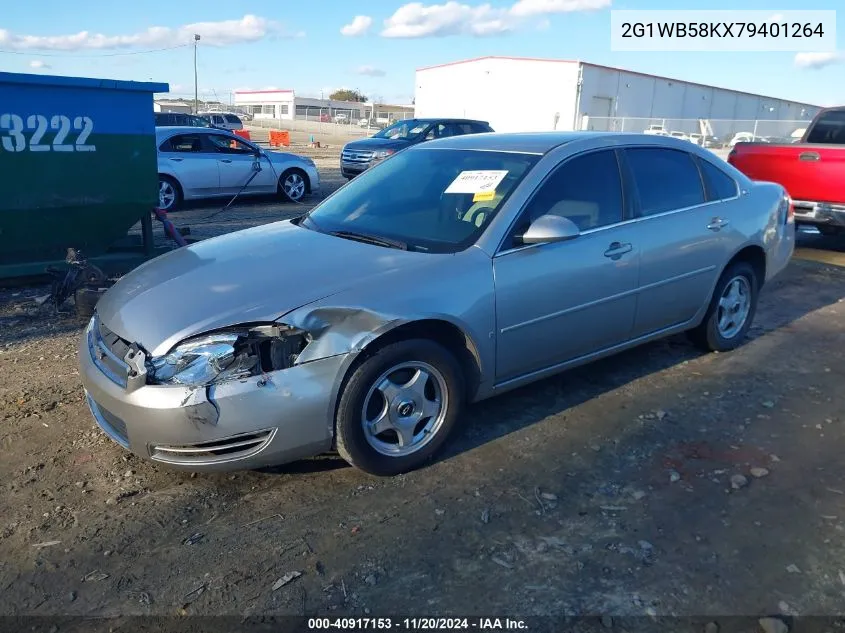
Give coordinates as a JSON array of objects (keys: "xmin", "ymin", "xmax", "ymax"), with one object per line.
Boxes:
[{"xmin": 0, "ymin": 72, "xmax": 169, "ymax": 280}]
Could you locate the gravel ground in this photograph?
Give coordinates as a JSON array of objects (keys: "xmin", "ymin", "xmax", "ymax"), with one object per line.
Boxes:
[{"xmin": 2, "ymin": 140, "xmax": 845, "ymax": 626}]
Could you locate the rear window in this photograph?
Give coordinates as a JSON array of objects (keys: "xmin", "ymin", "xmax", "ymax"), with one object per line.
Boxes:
[
  {"xmin": 697, "ymin": 158, "xmax": 739, "ymax": 201},
  {"xmin": 224, "ymin": 115, "xmax": 242, "ymax": 124},
  {"xmin": 805, "ymin": 110, "xmax": 845, "ymax": 144},
  {"xmin": 625, "ymin": 148, "xmax": 706, "ymax": 216}
]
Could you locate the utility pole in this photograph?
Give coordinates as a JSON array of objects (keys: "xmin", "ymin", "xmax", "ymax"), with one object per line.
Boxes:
[{"xmin": 193, "ymin": 34, "xmax": 201, "ymax": 113}]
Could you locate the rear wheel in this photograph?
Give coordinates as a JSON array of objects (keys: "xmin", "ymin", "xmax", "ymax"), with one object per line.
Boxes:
[
  {"xmin": 335, "ymin": 339, "xmax": 465, "ymax": 476},
  {"xmin": 158, "ymin": 176, "xmax": 182, "ymax": 211},
  {"xmin": 689, "ymin": 261, "xmax": 759, "ymax": 352}
]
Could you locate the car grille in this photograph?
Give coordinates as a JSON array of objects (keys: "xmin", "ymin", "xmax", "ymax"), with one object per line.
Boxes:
[
  {"xmin": 149, "ymin": 429, "xmax": 276, "ymax": 466},
  {"xmin": 89, "ymin": 314, "xmax": 131, "ymax": 388},
  {"xmin": 85, "ymin": 392, "xmax": 130, "ymax": 449},
  {"xmin": 341, "ymin": 149, "xmax": 374, "ymax": 164}
]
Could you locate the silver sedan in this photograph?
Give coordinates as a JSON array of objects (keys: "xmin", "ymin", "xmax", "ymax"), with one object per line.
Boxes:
[
  {"xmin": 80, "ymin": 132, "xmax": 795, "ymax": 476},
  {"xmin": 155, "ymin": 126, "xmax": 319, "ymax": 210}
]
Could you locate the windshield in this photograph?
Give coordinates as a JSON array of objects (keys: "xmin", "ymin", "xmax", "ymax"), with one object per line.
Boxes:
[
  {"xmin": 301, "ymin": 148, "xmax": 540, "ymax": 253},
  {"xmin": 373, "ymin": 120, "xmax": 430, "ymax": 141}
]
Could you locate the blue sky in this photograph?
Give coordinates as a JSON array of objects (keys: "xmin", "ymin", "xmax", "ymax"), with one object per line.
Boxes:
[{"xmin": 1, "ymin": 0, "xmax": 842, "ymax": 106}]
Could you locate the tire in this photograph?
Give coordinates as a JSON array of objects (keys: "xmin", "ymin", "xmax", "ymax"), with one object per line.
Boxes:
[
  {"xmin": 158, "ymin": 175, "xmax": 182, "ymax": 211},
  {"xmin": 817, "ymin": 225, "xmax": 844, "ymax": 236},
  {"xmin": 335, "ymin": 339, "xmax": 465, "ymax": 476},
  {"xmin": 689, "ymin": 260, "xmax": 759, "ymax": 352},
  {"xmin": 278, "ymin": 169, "xmax": 308, "ymax": 203}
]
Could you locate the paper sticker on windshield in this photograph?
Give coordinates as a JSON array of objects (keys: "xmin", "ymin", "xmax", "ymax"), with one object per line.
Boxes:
[
  {"xmin": 473, "ymin": 190, "xmax": 496, "ymax": 202},
  {"xmin": 445, "ymin": 170, "xmax": 508, "ymax": 194}
]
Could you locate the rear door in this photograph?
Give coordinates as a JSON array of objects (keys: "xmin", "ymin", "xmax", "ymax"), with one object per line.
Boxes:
[
  {"xmin": 159, "ymin": 133, "xmax": 220, "ymax": 198},
  {"xmin": 623, "ymin": 147, "xmax": 732, "ymax": 337},
  {"xmin": 205, "ymin": 133, "xmax": 277, "ymax": 194}
]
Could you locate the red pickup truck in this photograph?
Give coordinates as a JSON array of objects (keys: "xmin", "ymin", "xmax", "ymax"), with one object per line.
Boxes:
[{"xmin": 728, "ymin": 106, "xmax": 845, "ymax": 235}]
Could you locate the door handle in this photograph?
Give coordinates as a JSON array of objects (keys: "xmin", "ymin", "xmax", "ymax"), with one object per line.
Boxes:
[
  {"xmin": 799, "ymin": 151, "xmax": 820, "ymax": 162},
  {"xmin": 706, "ymin": 217, "xmax": 729, "ymax": 231},
  {"xmin": 220, "ymin": 159, "xmax": 233, "ymax": 163},
  {"xmin": 168, "ymin": 157, "xmax": 183, "ymax": 162},
  {"xmin": 604, "ymin": 241, "xmax": 632, "ymax": 259}
]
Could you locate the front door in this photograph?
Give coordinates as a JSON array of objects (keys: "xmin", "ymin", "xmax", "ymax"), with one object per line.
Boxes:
[
  {"xmin": 622, "ymin": 147, "xmax": 731, "ymax": 337},
  {"xmin": 493, "ymin": 149, "xmax": 640, "ymax": 382},
  {"xmin": 205, "ymin": 133, "xmax": 278, "ymax": 195},
  {"xmin": 159, "ymin": 132, "xmax": 220, "ymax": 198}
]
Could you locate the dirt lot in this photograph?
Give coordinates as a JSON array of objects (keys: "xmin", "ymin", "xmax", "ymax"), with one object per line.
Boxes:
[{"xmin": 2, "ymin": 143, "xmax": 845, "ymax": 625}]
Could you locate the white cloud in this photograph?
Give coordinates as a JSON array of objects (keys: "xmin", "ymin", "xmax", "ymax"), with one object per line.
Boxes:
[
  {"xmin": 0, "ymin": 14, "xmax": 295, "ymax": 51},
  {"xmin": 379, "ymin": 0, "xmax": 608, "ymax": 38},
  {"xmin": 794, "ymin": 51, "xmax": 842, "ymax": 69},
  {"xmin": 382, "ymin": 2, "xmax": 509, "ymax": 37},
  {"xmin": 510, "ymin": 0, "xmax": 610, "ymax": 18},
  {"xmin": 355, "ymin": 65, "xmax": 386, "ymax": 77},
  {"xmin": 28, "ymin": 59, "xmax": 51, "ymax": 69},
  {"xmin": 341, "ymin": 16, "xmax": 373, "ymax": 36}
]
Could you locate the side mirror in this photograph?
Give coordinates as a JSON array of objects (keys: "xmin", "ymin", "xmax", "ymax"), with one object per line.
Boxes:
[{"xmin": 520, "ymin": 214, "xmax": 580, "ymax": 245}]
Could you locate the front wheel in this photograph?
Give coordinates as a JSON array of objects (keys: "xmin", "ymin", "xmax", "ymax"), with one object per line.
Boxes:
[
  {"xmin": 689, "ymin": 261, "xmax": 759, "ymax": 352},
  {"xmin": 278, "ymin": 169, "xmax": 308, "ymax": 203},
  {"xmin": 335, "ymin": 339, "xmax": 465, "ymax": 476}
]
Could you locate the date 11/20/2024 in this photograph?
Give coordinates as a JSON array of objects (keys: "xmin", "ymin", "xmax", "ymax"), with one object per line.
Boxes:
[
  {"xmin": 1, "ymin": 113, "xmax": 96, "ymax": 153},
  {"xmin": 307, "ymin": 618, "xmax": 528, "ymax": 630}
]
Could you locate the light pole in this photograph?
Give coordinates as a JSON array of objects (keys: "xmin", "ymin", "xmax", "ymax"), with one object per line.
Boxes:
[{"xmin": 193, "ymin": 34, "xmax": 201, "ymax": 113}]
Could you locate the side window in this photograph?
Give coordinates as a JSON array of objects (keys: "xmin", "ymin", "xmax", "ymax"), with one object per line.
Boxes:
[
  {"xmin": 626, "ymin": 148, "xmax": 705, "ymax": 216},
  {"xmin": 519, "ymin": 150, "xmax": 624, "ymax": 233},
  {"xmin": 163, "ymin": 134, "xmax": 203, "ymax": 152},
  {"xmin": 454, "ymin": 123, "xmax": 475, "ymax": 135},
  {"xmin": 471, "ymin": 122, "xmax": 492, "ymax": 133},
  {"xmin": 207, "ymin": 134, "xmax": 254, "ymax": 154},
  {"xmin": 698, "ymin": 158, "xmax": 738, "ymax": 201},
  {"xmin": 224, "ymin": 115, "xmax": 242, "ymax": 125},
  {"xmin": 211, "ymin": 115, "xmax": 225, "ymax": 125}
]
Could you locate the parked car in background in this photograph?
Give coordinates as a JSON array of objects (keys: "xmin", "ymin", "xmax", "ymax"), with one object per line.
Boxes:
[
  {"xmin": 728, "ymin": 132, "xmax": 757, "ymax": 147},
  {"xmin": 198, "ymin": 112, "xmax": 243, "ymax": 131},
  {"xmin": 341, "ymin": 118, "xmax": 494, "ymax": 179},
  {"xmin": 81, "ymin": 132, "xmax": 793, "ymax": 477},
  {"xmin": 155, "ymin": 126, "xmax": 319, "ymax": 210},
  {"xmin": 728, "ymin": 106, "xmax": 845, "ymax": 236},
  {"xmin": 334, "ymin": 113, "xmax": 349, "ymax": 124},
  {"xmin": 669, "ymin": 131, "xmax": 691, "ymax": 142},
  {"xmin": 154, "ymin": 112, "xmax": 215, "ymax": 128},
  {"xmin": 643, "ymin": 124, "xmax": 669, "ymax": 136}
]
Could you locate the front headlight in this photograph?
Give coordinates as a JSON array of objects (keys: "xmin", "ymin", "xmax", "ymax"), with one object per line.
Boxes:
[
  {"xmin": 372, "ymin": 150, "xmax": 395, "ymax": 160},
  {"xmin": 148, "ymin": 326, "xmax": 309, "ymax": 387}
]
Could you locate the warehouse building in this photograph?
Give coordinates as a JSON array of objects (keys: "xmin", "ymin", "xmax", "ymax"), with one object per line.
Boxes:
[
  {"xmin": 414, "ymin": 56, "xmax": 821, "ymax": 140},
  {"xmin": 233, "ymin": 89, "xmax": 414, "ymax": 123}
]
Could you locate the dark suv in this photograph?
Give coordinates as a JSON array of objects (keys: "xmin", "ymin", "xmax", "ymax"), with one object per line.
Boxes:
[
  {"xmin": 154, "ymin": 112, "xmax": 213, "ymax": 128},
  {"xmin": 340, "ymin": 118, "xmax": 493, "ymax": 179}
]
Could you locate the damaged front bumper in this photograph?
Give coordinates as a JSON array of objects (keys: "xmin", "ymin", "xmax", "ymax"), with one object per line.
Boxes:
[{"xmin": 78, "ymin": 316, "xmax": 346, "ymax": 472}]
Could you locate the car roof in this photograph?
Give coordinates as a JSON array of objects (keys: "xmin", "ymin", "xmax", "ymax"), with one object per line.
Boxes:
[
  {"xmin": 155, "ymin": 126, "xmax": 234, "ymax": 140},
  {"xmin": 416, "ymin": 131, "xmax": 719, "ymax": 155}
]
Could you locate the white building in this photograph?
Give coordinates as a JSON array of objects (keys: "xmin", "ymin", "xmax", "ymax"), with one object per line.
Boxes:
[
  {"xmin": 414, "ymin": 56, "xmax": 821, "ymax": 140},
  {"xmin": 233, "ymin": 90, "xmax": 377, "ymax": 122}
]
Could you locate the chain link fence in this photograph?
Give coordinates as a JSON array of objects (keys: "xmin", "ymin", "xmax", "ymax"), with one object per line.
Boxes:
[
  {"xmin": 245, "ymin": 109, "xmax": 416, "ymax": 138},
  {"xmin": 580, "ymin": 117, "xmax": 809, "ymax": 146}
]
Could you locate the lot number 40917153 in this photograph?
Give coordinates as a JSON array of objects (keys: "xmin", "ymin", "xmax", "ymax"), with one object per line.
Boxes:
[{"xmin": 1, "ymin": 114, "xmax": 96, "ymax": 152}]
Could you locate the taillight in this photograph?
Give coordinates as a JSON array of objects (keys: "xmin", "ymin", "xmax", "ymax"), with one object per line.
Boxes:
[{"xmin": 784, "ymin": 193, "xmax": 794, "ymax": 223}]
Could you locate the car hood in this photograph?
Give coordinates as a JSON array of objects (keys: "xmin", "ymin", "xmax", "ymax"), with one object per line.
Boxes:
[
  {"xmin": 95, "ymin": 221, "xmax": 437, "ymax": 357},
  {"xmin": 344, "ymin": 137, "xmax": 413, "ymax": 152}
]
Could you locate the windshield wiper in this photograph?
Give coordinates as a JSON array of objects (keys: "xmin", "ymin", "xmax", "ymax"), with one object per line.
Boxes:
[{"xmin": 329, "ymin": 230, "xmax": 408, "ymax": 250}]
